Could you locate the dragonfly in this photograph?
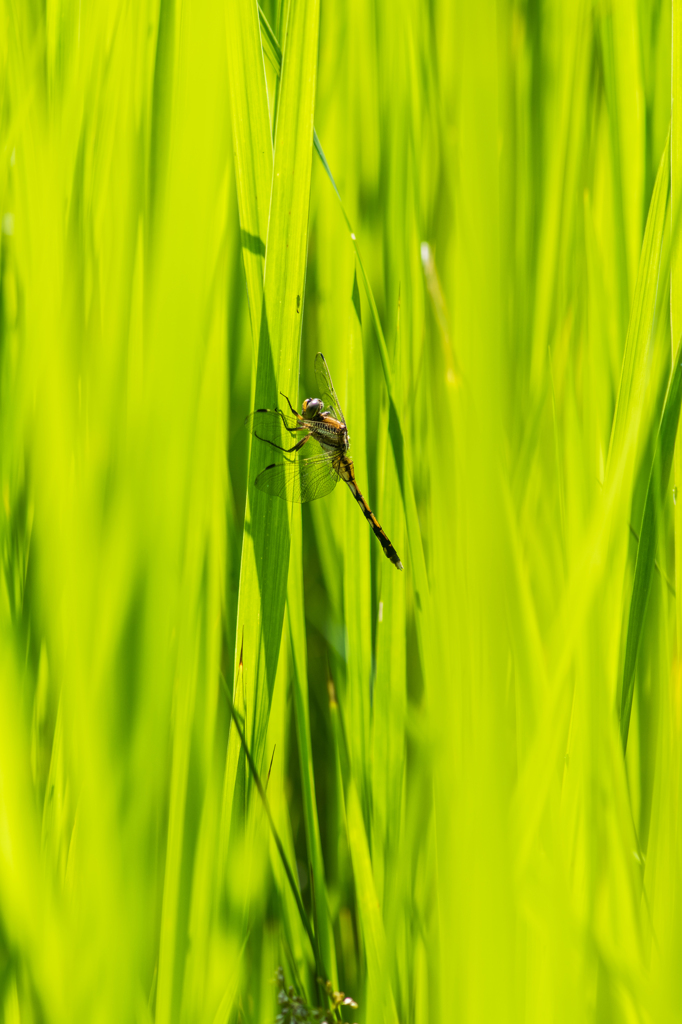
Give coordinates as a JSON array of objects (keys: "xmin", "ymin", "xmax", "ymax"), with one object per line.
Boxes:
[{"xmin": 246, "ymin": 352, "xmax": 403, "ymax": 570}]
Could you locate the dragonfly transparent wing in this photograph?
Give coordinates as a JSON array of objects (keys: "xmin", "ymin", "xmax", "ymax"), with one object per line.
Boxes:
[
  {"xmin": 255, "ymin": 453, "xmax": 340, "ymax": 503},
  {"xmin": 246, "ymin": 408, "xmax": 305, "ymax": 449},
  {"xmin": 314, "ymin": 352, "xmax": 346, "ymax": 426}
]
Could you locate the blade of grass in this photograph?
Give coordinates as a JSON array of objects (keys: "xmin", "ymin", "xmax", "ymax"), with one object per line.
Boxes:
[
  {"xmin": 222, "ymin": 0, "xmax": 275, "ymax": 841},
  {"xmin": 528, "ymin": 3, "xmax": 593, "ymax": 391},
  {"xmin": 150, "ymin": 4, "xmax": 231, "ymax": 1018},
  {"xmin": 620, "ymin": 334, "xmax": 682, "ymax": 751},
  {"xmin": 673, "ymin": 0, "xmax": 682, "ymax": 661},
  {"xmin": 264, "ymin": 614, "xmax": 308, "ymax": 976},
  {"xmin": 0, "ymin": 639, "xmax": 66, "ymax": 1022},
  {"xmin": 340, "ymin": 274, "xmax": 373, "ymax": 808},
  {"xmin": 328, "ymin": 678, "xmax": 400, "ymax": 1024},
  {"xmin": 219, "ymin": 674, "xmax": 327, "ymax": 985},
  {"xmin": 371, "ymin": 296, "xmax": 407, "ymax": 935},
  {"xmin": 345, "ymin": 781, "xmax": 400, "ymax": 1024},
  {"xmin": 287, "ymin": 510, "xmax": 338, "ymax": 987},
  {"xmin": 607, "ymin": 131, "xmax": 670, "ymax": 485},
  {"xmin": 229, "ymin": 0, "xmax": 320, "ymax": 795},
  {"xmin": 600, "ymin": 4, "xmax": 646, "ymax": 312},
  {"xmin": 226, "ymin": 0, "xmax": 272, "ymax": 341}
]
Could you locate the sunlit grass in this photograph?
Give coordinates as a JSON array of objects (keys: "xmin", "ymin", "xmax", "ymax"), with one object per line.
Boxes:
[{"xmin": 1, "ymin": 1, "xmax": 681, "ymax": 1022}]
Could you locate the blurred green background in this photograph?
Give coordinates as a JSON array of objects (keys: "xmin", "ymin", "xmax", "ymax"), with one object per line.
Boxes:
[{"xmin": 1, "ymin": 0, "xmax": 682, "ymax": 1021}]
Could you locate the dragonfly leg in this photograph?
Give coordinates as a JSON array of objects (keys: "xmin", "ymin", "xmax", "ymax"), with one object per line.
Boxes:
[
  {"xmin": 254, "ymin": 431, "xmax": 311, "ymax": 455},
  {"xmin": 267, "ymin": 406, "xmax": 299, "ymax": 436},
  {"xmin": 280, "ymin": 392, "xmax": 299, "ymax": 418}
]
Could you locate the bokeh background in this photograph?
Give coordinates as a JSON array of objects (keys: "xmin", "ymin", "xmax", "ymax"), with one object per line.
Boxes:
[{"xmin": 1, "ymin": 1, "xmax": 682, "ymax": 1022}]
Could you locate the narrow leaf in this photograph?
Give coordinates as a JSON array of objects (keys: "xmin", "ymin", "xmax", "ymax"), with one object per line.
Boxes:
[{"xmin": 621, "ymin": 334, "xmax": 682, "ymax": 751}]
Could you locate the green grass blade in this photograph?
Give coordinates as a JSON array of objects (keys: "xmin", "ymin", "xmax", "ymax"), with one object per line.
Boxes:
[
  {"xmin": 345, "ymin": 781, "xmax": 400, "ymax": 1024},
  {"xmin": 257, "ymin": 3, "xmax": 282, "ymax": 73},
  {"xmin": 226, "ymin": 0, "xmax": 273, "ymax": 343},
  {"xmin": 673, "ymin": 0, "xmax": 682, "ymax": 665},
  {"xmin": 219, "ymin": 674, "xmax": 321, "ymax": 975},
  {"xmin": 599, "ymin": 5, "xmax": 646, "ymax": 311},
  {"xmin": 528, "ymin": 3, "xmax": 593, "ymax": 391},
  {"xmin": 230, "ymin": 0, "xmax": 320, "ymax": 787},
  {"xmin": 328, "ymin": 673, "xmax": 399, "ymax": 1023},
  {"xmin": 222, "ymin": 0, "xmax": 274, "ymax": 837},
  {"xmin": 607, "ymin": 131, "xmax": 670, "ymax": 485},
  {"xmin": 0, "ymin": 642, "xmax": 66, "ymax": 1021},
  {"xmin": 340, "ymin": 274, "xmax": 373, "ymax": 800},
  {"xmin": 148, "ymin": 6, "xmax": 232, "ymax": 1020},
  {"xmin": 287, "ymin": 512, "xmax": 338, "ymax": 986},
  {"xmin": 620, "ymin": 334, "xmax": 682, "ymax": 750},
  {"xmin": 371, "ymin": 304, "xmax": 407, "ymax": 923}
]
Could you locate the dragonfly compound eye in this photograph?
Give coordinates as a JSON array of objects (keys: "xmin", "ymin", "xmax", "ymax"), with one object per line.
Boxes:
[{"xmin": 302, "ymin": 398, "xmax": 324, "ymax": 419}]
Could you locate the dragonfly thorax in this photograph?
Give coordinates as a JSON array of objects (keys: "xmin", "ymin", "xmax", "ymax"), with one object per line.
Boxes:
[{"xmin": 301, "ymin": 396, "xmax": 350, "ymax": 453}]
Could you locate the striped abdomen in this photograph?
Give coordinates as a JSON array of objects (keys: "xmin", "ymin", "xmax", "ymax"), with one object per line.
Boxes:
[{"xmin": 335, "ymin": 456, "xmax": 403, "ymax": 570}]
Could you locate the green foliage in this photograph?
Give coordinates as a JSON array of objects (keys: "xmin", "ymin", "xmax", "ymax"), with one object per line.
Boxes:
[{"xmin": 0, "ymin": 1, "xmax": 681, "ymax": 1023}]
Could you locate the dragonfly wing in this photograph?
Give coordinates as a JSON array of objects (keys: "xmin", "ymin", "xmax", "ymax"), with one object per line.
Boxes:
[
  {"xmin": 254, "ymin": 453, "xmax": 340, "ymax": 503},
  {"xmin": 314, "ymin": 352, "xmax": 346, "ymax": 426},
  {"xmin": 246, "ymin": 408, "xmax": 304, "ymax": 447}
]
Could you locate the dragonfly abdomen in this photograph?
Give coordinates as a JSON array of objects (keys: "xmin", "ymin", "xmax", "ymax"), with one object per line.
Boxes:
[{"xmin": 338, "ymin": 457, "xmax": 403, "ymax": 570}]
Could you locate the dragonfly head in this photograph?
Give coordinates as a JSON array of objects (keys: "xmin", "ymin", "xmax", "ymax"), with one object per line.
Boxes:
[{"xmin": 302, "ymin": 397, "xmax": 324, "ymax": 420}]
